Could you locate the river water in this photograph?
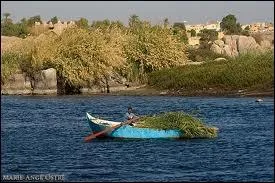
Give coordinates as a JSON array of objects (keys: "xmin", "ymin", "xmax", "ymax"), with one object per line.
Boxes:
[{"xmin": 1, "ymin": 95, "xmax": 274, "ymax": 181}]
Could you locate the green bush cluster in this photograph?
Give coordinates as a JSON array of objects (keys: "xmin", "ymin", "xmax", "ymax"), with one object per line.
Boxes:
[
  {"xmin": 135, "ymin": 111, "xmax": 218, "ymax": 139},
  {"xmin": 1, "ymin": 15, "xmax": 189, "ymax": 91},
  {"xmin": 148, "ymin": 51, "xmax": 274, "ymax": 91},
  {"xmin": 187, "ymin": 47, "xmax": 227, "ymax": 62}
]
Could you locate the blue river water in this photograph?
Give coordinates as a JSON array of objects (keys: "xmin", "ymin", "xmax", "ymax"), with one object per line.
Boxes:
[{"xmin": 1, "ymin": 95, "xmax": 274, "ymax": 182}]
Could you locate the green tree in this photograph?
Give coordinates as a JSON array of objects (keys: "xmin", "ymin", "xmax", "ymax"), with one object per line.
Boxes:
[
  {"xmin": 1, "ymin": 16, "xmax": 16, "ymax": 36},
  {"xmin": 91, "ymin": 19, "xmax": 125, "ymax": 31},
  {"xmin": 110, "ymin": 20, "xmax": 124, "ymax": 29},
  {"xmin": 172, "ymin": 22, "xmax": 188, "ymax": 44},
  {"xmin": 163, "ymin": 18, "xmax": 169, "ymax": 28},
  {"xmin": 129, "ymin": 14, "xmax": 141, "ymax": 28},
  {"xmin": 27, "ymin": 15, "xmax": 42, "ymax": 26},
  {"xmin": 17, "ymin": 17, "xmax": 30, "ymax": 38},
  {"xmin": 53, "ymin": 27, "xmax": 128, "ymax": 92},
  {"xmin": 173, "ymin": 22, "xmax": 186, "ymax": 31},
  {"xmin": 91, "ymin": 19, "xmax": 110, "ymax": 29},
  {"xmin": 50, "ymin": 16, "xmax": 58, "ymax": 24},
  {"xmin": 126, "ymin": 22, "xmax": 188, "ymax": 82},
  {"xmin": 3, "ymin": 12, "xmax": 11, "ymax": 22},
  {"xmin": 75, "ymin": 17, "xmax": 89, "ymax": 28},
  {"xmin": 220, "ymin": 14, "xmax": 242, "ymax": 35},
  {"xmin": 197, "ymin": 29, "xmax": 218, "ymax": 49},
  {"xmin": 20, "ymin": 18, "xmax": 27, "ymax": 24},
  {"xmin": 242, "ymin": 25, "xmax": 250, "ymax": 36},
  {"xmin": 1, "ymin": 14, "xmax": 30, "ymax": 37},
  {"xmin": 15, "ymin": 23, "xmax": 29, "ymax": 38},
  {"xmin": 190, "ymin": 29, "xmax": 196, "ymax": 37}
]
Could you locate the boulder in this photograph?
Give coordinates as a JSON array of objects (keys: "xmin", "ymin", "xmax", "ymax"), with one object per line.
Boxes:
[
  {"xmin": 223, "ymin": 45, "xmax": 238, "ymax": 57},
  {"xmin": 1, "ymin": 72, "xmax": 32, "ymax": 95},
  {"xmin": 259, "ymin": 40, "xmax": 272, "ymax": 49},
  {"xmin": 213, "ymin": 40, "xmax": 225, "ymax": 47},
  {"xmin": 34, "ymin": 68, "xmax": 57, "ymax": 90},
  {"xmin": 214, "ymin": 57, "xmax": 227, "ymax": 62},
  {"xmin": 186, "ymin": 62, "xmax": 204, "ymax": 65},
  {"xmin": 210, "ymin": 43, "xmax": 223, "ymax": 54},
  {"xmin": 5, "ymin": 73, "xmax": 26, "ymax": 90},
  {"xmin": 223, "ymin": 35, "xmax": 238, "ymax": 53},
  {"xmin": 237, "ymin": 36, "xmax": 260, "ymax": 54}
]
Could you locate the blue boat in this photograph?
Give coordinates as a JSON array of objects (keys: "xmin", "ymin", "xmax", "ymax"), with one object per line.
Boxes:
[{"xmin": 86, "ymin": 112, "xmax": 182, "ymax": 139}]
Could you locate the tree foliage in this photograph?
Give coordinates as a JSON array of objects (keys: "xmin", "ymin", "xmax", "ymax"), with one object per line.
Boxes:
[
  {"xmin": 172, "ymin": 22, "xmax": 188, "ymax": 44},
  {"xmin": 91, "ymin": 19, "xmax": 125, "ymax": 30},
  {"xmin": 27, "ymin": 15, "xmax": 42, "ymax": 26},
  {"xmin": 163, "ymin": 18, "xmax": 169, "ymax": 28},
  {"xmin": 129, "ymin": 14, "xmax": 141, "ymax": 28},
  {"xmin": 173, "ymin": 22, "xmax": 186, "ymax": 31},
  {"xmin": 1, "ymin": 52, "xmax": 22, "ymax": 85},
  {"xmin": 75, "ymin": 17, "xmax": 89, "ymax": 29},
  {"xmin": 51, "ymin": 27, "xmax": 128, "ymax": 87},
  {"xmin": 50, "ymin": 16, "xmax": 58, "ymax": 24},
  {"xmin": 190, "ymin": 29, "xmax": 196, "ymax": 37},
  {"xmin": 220, "ymin": 14, "xmax": 242, "ymax": 35},
  {"xmin": 241, "ymin": 26, "xmax": 250, "ymax": 36},
  {"xmin": 198, "ymin": 29, "xmax": 218, "ymax": 49},
  {"xmin": 2, "ymin": 14, "xmax": 189, "ymax": 93},
  {"xmin": 126, "ymin": 21, "xmax": 188, "ymax": 82},
  {"xmin": 1, "ymin": 13, "xmax": 33, "ymax": 38}
]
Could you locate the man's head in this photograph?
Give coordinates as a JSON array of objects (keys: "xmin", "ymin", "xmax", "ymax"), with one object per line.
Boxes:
[{"xmin": 128, "ymin": 106, "xmax": 133, "ymax": 113}]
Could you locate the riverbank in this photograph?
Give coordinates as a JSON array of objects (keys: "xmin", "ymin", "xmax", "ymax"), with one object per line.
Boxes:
[
  {"xmin": 107, "ymin": 86, "xmax": 274, "ymax": 97},
  {"xmin": 3, "ymin": 85, "xmax": 272, "ymax": 98},
  {"xmin": 148, "ymin": 51, "xmax": 274, "ymax": 97}
]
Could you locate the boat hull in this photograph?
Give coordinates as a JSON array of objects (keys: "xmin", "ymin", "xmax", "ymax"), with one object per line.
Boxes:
[{"xmin": 86, "ymin": 113, "xmax": 182, "ymax": 139}]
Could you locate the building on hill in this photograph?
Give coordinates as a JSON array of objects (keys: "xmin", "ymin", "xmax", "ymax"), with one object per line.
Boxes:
[
  {"xmin": 33, "ymin": 20, "xmax": 76, "ymax": 35},
  {"xmin": 186, "ymin": 20, "xmax": 222, "ymax": 46},
  {"xmin": 185, "ymin": 20, "xmax": 221, "ymax": 34},
  {"xmin": 243, "ymin": 22, "xmax": 274, "ymax": 33}
]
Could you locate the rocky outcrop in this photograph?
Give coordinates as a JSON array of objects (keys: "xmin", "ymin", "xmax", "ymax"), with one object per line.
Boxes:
[
  {"xmin": 1, "ymin": 73, "xmax": 32, "ymax": 95},
  {"xmin": 210, "ymin": 42, "xmax": 223, "ymax": 55},
  {"xmin": 237, "ymin": 35, "xmax": 260, "ymax": 54},
  {"xmin": 260, "ymin": 40, "xmax": 272, "ymax": 49},
  {"xmin": 32, "ymin": 68, "xmax": 57, "ymax": 94},
  {"xmin": 1, "ymin": 68, "xmax": 57, "ymax": 95},
  {"xmin": 210, "ymin": 32, "xmax": 274, "ymax": 57}
]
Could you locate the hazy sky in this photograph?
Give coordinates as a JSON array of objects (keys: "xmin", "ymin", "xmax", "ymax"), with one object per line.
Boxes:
[{"xmin": 1, "ymin": 1, "xmax": 274, "ymax": 25}]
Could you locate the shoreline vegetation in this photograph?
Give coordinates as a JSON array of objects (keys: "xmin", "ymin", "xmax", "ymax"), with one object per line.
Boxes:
[
  {"xmin": 1, "ymin": 14, "xmax": 274, "ymax": 97},
  {"xmin": 2, "ymin": 50, "xmax": 273, "ymax": 98}
]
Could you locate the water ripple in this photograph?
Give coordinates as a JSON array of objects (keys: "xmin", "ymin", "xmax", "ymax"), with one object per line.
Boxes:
[{"xmin": 1, "ymin": 95, "xmax": 274, "ymax": 181}]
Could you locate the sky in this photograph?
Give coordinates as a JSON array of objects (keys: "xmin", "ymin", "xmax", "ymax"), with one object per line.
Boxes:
[{"xmin": 1, "ymin": 1, "xmax": 274, "ymax": 25}]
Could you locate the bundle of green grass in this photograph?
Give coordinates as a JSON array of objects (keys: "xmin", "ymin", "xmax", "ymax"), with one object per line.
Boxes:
[{"xmin": 135, "ymin": 111, "xmax": 218, "ymax": 139}]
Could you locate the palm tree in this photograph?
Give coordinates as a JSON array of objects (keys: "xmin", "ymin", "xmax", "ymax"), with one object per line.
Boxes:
[
  {"xmin": 3, "ymin": 13, "xmax": 11, "ymax": 22},
  {"xmin": 129, "ymin": 14, "xmax": 140, "ymax": 27},
  {"xmin": 164, "ymin": 18, "xmax": 169, "ymax": 28}
]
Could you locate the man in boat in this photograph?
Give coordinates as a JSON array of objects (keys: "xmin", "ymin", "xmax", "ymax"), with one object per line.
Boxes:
[{"xmin": 125, "ymin": 106, "xmax": 138, "ymax": 126}]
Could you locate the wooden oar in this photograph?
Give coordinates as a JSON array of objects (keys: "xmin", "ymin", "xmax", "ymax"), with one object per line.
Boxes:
[{"xmin": 84, "ymin": 117, "xmax": 139, "ymax": 142}]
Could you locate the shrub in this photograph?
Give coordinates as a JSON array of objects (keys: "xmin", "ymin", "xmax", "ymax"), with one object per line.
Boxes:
[
  {"xmin": 148, "ymin": 51, "xmax": 274, "ymax": 91},
  {"xmin": 187, "ymin": 47, "xmax": 227, "ymax": 62},
  {"xmin": 1, "ymin": 52, "xmax": 22, "ymax": 85}
]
